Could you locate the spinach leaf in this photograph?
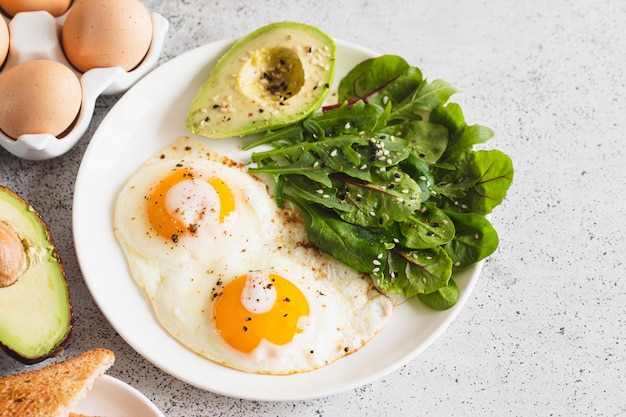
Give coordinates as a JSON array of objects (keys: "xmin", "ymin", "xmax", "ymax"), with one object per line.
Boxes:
[
  {"xmin": 417, "ymin": 278, "xmax": 459, "ymax": 310},
  {"xmin": 337, "ymin": 55, "xmax": 414, "ymax": 103},
  {"xmin": 383, "ymin": 120, "xmax": 449, "ymax": 164},
  {"xmin": 389, "ymin": 78, "xmax": 458, "ymax": 124},
  {"xmin": 287, "ymin": 193, "xmax": 388, "ymax": 274},
  {"xmin": 434, "ymin": 149, "xmax": 514, "ymax": 215},
  {"xmin": 442, "ymin": 210, "xmax": 500, "ymax": 271},
  {"xmin": 375, "ymin": 246, "xmax": 453, "ymax": 297},
  {"xmin": 336, "ymin": 168, "xmax": 421, "ymax": 228},
  {"xmin": 397, "ymin": 202, "xmax": 455, "ymax": 249}
]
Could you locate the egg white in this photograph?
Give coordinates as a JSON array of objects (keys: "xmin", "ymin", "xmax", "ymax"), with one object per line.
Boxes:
[{"xmin": 114, "ymin": 136, "xmax": 393, "ymax": 375}]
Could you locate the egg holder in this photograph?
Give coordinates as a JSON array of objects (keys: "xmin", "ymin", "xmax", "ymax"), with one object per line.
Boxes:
[{"xmin": 0, "ymin": 8, "xmax": 169, "ymax": 161}]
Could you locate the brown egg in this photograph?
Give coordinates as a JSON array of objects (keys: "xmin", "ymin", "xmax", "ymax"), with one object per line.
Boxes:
[
  {"xmin": 61, "ymin": 0, "xmax": 152, "ymax": 73},
  {"xmin": 0, "ymin": 17, "xmax": 8, "ymax": 66},
  {"xmin": 0, "ymin": 60, "xmax": 82, "ymax": 139},
  {"xmin": 0, "ymin": 0, "xmax": 72, "ymax": 17}
]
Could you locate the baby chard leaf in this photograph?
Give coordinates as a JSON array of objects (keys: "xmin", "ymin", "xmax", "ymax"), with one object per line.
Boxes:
[
  {"xmin": 436, "ymin": 149, "xmax": 514, "ymax": 215},
  {"xmin": 287, "ymin": 194, "xmax": 387, "ymax": 275},
  {"xmin": 283, "ymin": 175, "xmax": 353, "ymax": 213},
  {"xmin": 250, "ymin": 151, "xmax": 334, "ymax": 187},
  {"xmin": 389, "ymin": 78, "xmax": 458, "ymax": 124},
  {"xmin": 375, "ymin": 246, "xmax": 453, "ymax": 297},
  {"xmin": 417, "ymin": 277, "xmax": 459, "ymax": 310},
  {"xmin": 383, "ymin": 120, "xmax": 449, "ymax": 164},
  {"xmin": 443, "ymin": 210, "xmax": 499, "ymax": 271},
  {"xmin": 336, "ymin": 168, "xmax": 421, "ymax": 228},
  {"xmin": 315, "ymin": 100, "xmax": 382, "ymax": 136},
  {"xmin": 337, "ymin": 55, "xmax": 413, "ymax": 103},
  {"xmin": 398, "ymin": 203, "xmax": 455, "ymax": 249}
]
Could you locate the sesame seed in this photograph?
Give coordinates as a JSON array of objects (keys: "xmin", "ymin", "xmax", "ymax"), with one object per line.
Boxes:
[
  {"xmin": 316, "ymin": 189, "xmax": 324, "ymax": 194},
  {"xmin": 330, "ymin": 149, "xmax": 338, "ymax": 157},
  {"xmin": 373, "ymin": 260, "xmax": 381, "ymax": 266}
]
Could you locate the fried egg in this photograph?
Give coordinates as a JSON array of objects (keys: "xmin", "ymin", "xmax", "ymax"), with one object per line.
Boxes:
[{"xmin": 114, "ymin": 136, "xmax": 393, "ymax": 375}]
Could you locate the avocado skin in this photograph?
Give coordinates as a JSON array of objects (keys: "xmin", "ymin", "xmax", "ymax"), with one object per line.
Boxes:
[
  {"xmin": 0, "ymin": 185, "xmax": 73, "ymax": 365},
  {"xmin": 187, "ymin": 21, "xmax": 336, "ymax": 139}
]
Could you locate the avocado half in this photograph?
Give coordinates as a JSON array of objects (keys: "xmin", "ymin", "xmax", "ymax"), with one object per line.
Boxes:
[
  {"xmin": 0, "ymin": 185, "xmax": 73, "ymax": 364},
  {"xmin": 186, "ymin": 21, "xmax": 336, "ymax": 138}
]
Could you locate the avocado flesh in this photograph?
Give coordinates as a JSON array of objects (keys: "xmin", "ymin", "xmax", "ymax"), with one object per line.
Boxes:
[
  {"xmin": 0, "ymin": 186, "xmax": 72, "ymax": 364},
  {"xmin": 186, "ymin": 21, "xmax": 336, "ymax": 139}
]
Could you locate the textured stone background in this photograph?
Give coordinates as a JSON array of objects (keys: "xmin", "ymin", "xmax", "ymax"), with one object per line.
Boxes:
[{"xmin": 1, "ymin": 0, "xmax": 624, "ymax": 416}]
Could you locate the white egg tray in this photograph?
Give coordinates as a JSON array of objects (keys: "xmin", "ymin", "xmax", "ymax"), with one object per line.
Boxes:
[{"xmin": 0, "ymin": 9, "xmax": 169, "ymax": 160}]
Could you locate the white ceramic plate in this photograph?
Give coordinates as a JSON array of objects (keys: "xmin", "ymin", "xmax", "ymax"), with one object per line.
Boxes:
[
  {"xmin": 72, "ymin": 375, "xmax": 164, "ymax": 416},
  {"xmin": 73, "ymin": 38, "xmax": 482, "ymax": 401}
]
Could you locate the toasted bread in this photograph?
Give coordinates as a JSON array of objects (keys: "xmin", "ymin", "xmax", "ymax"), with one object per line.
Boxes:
[{"xmin": 0, "ymin": 348, "xmax": 115, "ymax": 417}]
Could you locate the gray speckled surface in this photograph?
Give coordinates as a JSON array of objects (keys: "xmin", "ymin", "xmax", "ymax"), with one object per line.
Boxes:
[{"xmin": 1, "ymin": 0, "xmax": 625, "ymax": 416}]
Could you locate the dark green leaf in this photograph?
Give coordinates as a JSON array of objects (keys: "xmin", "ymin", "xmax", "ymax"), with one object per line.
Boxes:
[
  {"xmin": 337, "ymin": 55, "xmax": 412, "ymax": 102},
  {"xmin": 384, "ymin": 120, "xmax": 449, "ymax": 164},
  {"xmin": 375, "ymin": 246, "xmax": 453, "ymax": 297},
  {"xmin": 436, "ymin": 149, "xmax": 514, "ymax": 215},
  {"xmin": 397, "ymin": 203, "xmax": 455, "ymax": 249},
  {"xmin": 443, "ymin": 210, "xmax": 499, "ymax": 271},
  {"xmin": 288, "ymin": 194, "xmax": 388, "ymax": 274},
  {"xmin": 336, "ymin": 169, "xmax": 421, "ymax": 228},
  {"xmin": 417, "ymin": 278, "xmax": 459, "ymax": 310}
]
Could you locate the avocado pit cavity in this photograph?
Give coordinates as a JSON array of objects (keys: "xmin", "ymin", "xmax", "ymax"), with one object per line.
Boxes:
[
  {"xmin": 239, "ymin": 47, "xmax": 305, "ymax": 105},
  {"xmin": 0, "ymin": 221, "xmax": 25, "ymax": 287}
]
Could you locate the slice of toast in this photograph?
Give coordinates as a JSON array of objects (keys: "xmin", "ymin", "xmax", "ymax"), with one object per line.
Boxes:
[{"xmin": 0, "ymin": 348, "xmax": 115, "ymax": 417}]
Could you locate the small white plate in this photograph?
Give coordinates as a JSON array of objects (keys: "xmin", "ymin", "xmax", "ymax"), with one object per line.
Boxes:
[
  {"xmin": 72, "ymin": 375, "xmax": 164, "ymax": 417},
  {"xmin": 73, "ymin": 38, "xmax": 482, "ymax": 401}
]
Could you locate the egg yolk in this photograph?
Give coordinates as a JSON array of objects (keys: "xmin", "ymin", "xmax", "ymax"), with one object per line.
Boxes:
[
  {"xmin": 212, "ymin": 273, "xmax": 310, "ymax": 353},
  {"xmin": 147, "ymin": 168, "xmax": 235, "ymax": 241}
]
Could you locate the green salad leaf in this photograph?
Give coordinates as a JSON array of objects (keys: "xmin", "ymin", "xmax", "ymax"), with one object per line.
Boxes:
[{"xmin": 245, "ymin": 55, "xmax": 514, "ymax": 309}]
